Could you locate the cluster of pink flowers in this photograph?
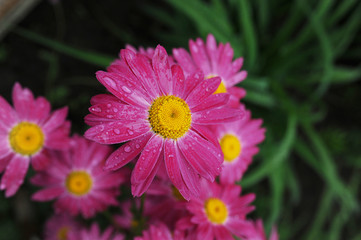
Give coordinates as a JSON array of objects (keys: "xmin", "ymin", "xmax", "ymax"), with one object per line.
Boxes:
[{"xmin": 0, "ymin": 34, "xmax": 278, "ymax": 240}]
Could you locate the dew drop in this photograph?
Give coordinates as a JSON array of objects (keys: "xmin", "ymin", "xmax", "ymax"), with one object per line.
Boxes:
[
  {"xmin": 113, "ymin": 108, "xmax": 118, "ymax": 113},
  {"xmin": 91, "ymin": 107, "xmax": 101, "ymax": 113},
  {"xmin": 128, "ymin": 130, "xmax": 134, "ymax": 135},
  {"xmin": 107, "ymin": 103, "xmax": 111, "ymax": 108},
  {"xmin": 122, "ymin": 86, "xmax": 132, "ymax": 93},
  {"xmin": 114, "ymin": 129, "xmax": 120, "ymax": 134},
  {"xmin": 103, "ymin": 77, "xmax": 117, "ymax": 88},
  {"xmin": 124, "ymin": 146, "xmax": 131, "ymax": 152},
  {"xmin": 135, "ymin": 144, "xmax": 140, "ymax": 149}
]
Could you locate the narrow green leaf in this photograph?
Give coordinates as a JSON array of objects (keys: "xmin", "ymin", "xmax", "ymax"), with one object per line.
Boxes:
[{"xmin": 13, "ymin": 27, "xmax": 113, "ymax": 67}]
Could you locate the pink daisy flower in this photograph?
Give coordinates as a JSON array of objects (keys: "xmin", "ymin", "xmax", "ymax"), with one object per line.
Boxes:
[
  {"xmin": 73, "ymin": 223, "xmax": 124, "ymax": 240},
  {"xmin": 243, "ymin": 219, "xmax": 279, "ymax": 240},
  {"xmin": 213, "ymin": 104, "xmax": 265, "ymax": 183},
  {"xmin": 84, "ymin": 45, "xmax": 243, "ymax": 200},
  {"xmin": 173, "ymin": 34, "xmax": 247, "ymax": 104},
  {"xmin": 0, "ymin": 82, "xmax": 70, "ymax": 197},
  {"xmin": 135, "ymin": 222, "xmax": 174, "ymax": 240},
  {"xmin": 185, "ymin": 180, "xmax": 255, "ymax": 240},
  {"xmin": 43, "ymin": 213, "xmax": 81, "ymax": 240},
  {"xmin": 31, "ymin": 135, "xmax": 127, "ymax": 218}
]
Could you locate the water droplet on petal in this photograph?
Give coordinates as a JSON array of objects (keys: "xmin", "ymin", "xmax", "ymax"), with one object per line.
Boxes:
[
  {"xmin": 135, "ymin": 144, "xmax": 140, "ymax": 149},
  {"xmin": 107, "ymin": 103, "xmax": 111, "ymax": 108},
  {"xmin": 114, "ymin": 129, "xmax": 120, "ymax": 134},
  {"xmin": 91, "ymin": 107, "xmax": 101, "ymax": 113},
  {"xmin": 122, "ymin": 86, "xmax": 132, "ymax": 93},
  {"xmin": 124, "ymin": 146, "xmax": 131, "ymax": 152},
  {"xmin": 128, "ymin": 130, "xmax": 134, "ymax": 135},
  {"xmin": 113, "ymin": 108, "xmax": 118, "ymax": 113}
]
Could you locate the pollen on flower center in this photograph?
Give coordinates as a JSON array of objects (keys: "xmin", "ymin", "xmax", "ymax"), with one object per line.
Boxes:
[
  {"xmin": 148, "ymin": 95, "xmax": 191, "ymax": 139},
  {"xmin": 9, "ymin": 122, "xmax": 44, "ymax": 156},
  {"xmin": 65, "ymin": 171, "xmax": 93, "ymax": 196},
  {"xmin": 204, "ymin": 198, "xmax": 228, "ymax": 224},
  {"xmin": 220, "ymin": 134, "xmax": 241, "ymax": 162}
]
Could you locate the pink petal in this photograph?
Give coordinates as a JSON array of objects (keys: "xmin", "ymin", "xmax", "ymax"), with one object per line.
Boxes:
[
  {"xmin": 121, "ymin": 49, "xmax": 160, "ymax": 99},
  {"xmin": 228, "ymin": 86, "xmax": 246, "ymax": 100},
  {"xmin": 31, "ymin": 150, "xmax": 50, "ymax": 171},
  {"xmin": 206, "ymin": 34, "xmax": 218, "ymax": 70},
  {"xmin": 131, "ymin": 152, "xmax": 162, "ymax": 197},
  {"xmin": 0, "ymin": 155, "xmax": 30, "ymax": 197},
  {"xmin": 90, "ymin": 93, "xmax": 123, "ymax": 105},
  {"xmin": 131, "ymin": 135, "xmax": 163, "ymax": 184},
  {"xmin": 172, "ymin": 48, "xmax": 197, "ymax": 76},
  {"xmin": 196, "ymin": 225, "xmax": 213, "ymax": 240},
  {"xmin": 89, "ymin": 102, "xmax": 147, "ymax": 121},
  {"xmin": 84, "ymin": 114, "xmax": 115, "ymax": 127},
  {"xmin": 104, "ymin": 132, "xmax": 153, "ymax": 171},
  {"xmin": 42, "ymin": 107, "xmax": 68, "ymax": 132},
  {"xmin": 183, "ymin": 71, "xmax": 204, "ymax": 100},
  {"xmin": 191, "ymin": 93, "xmax": 230, "ymax": 113},
  {"xmin": 45, "ymin": 121, "xmax": 71, "ymax": 150},
  {"xmin": 0, "ymin": 154, "xmax": 12, "ymax": 173},
  {"xmin": 227, "ymin": 70, "xmax": 247, "ymax": 86},
  {"xmin": 96, "ymin": 71, "xmax": 151, "ymax": 108},
  {"xmin": 218, "ymin": 43, "xmax": 234, "ymax": 71},
  {"xmin": 12, "ymin": 82, "xmax": 35, "ymax": 120},
  {"xmin": 186, "ymin": 77, "xmax": 221, "ymax": 107},
  {"xmin": 153, "ymin": 45, "xmax": 172, "ymax": 95},
  {"xmin": 33, "ymin": 97, "xmax": 51, "ymax": 123},
  {"xmin": 171, "ymin": 65, "xmax": 186, "ymax": 98},
  {"xmin": 84, "ymin": 120, "xmax": 150, "ymax": 144},
  {"xmin": 231, "ymin": 57, "xmax": 244, "ymax": 74},
  {"xmin": 178, "ymin": 130, "xmax": 223, "ymax": 181},
  {"xmin": 191, "ymin": 123, "xmax": 220, "ymax": 152},
  {"xmin": 32, "ymin": 186, "xmax": 64, "ymax": 201},
  {"xmin": 192, "ymin": 106, "xmax": 243, "ymax": 125},
  {"xmin": 189, "ymin": 38, "xmax": 211, "ymax": 74},
  {"xmin": 0, "ymin": 96, "xmax": 17, "ymax": 128}
]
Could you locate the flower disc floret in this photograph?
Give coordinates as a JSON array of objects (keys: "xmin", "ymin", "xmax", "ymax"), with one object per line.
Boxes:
[
  {"xmin": 65, "ymin": 171, "xmax": 93, "ymax": 196},
  {"xmin": 220, "ymin": 134, "xmax": 242, "ymax": 162},
  {"xmin": 205, "ymin": 197, "xmax": 228, "ymax": 224},
  {"xmin": 9, "ymin": 122, "xmax": 44, "ymax": 156},
  {"xmin": 148, "ymin": 95, "xmax": 191, "ymax": 139}
]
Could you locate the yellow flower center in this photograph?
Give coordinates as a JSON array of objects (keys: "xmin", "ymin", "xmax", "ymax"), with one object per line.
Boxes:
[
  {"xmin": 9, "ymin": 122, "xmax": 44, "ymax": 156},
  {"xmin": 65, "ymin": 171, "xmax": 93, "ymax": 196},
  {"xmin": 204, "ymin": 198, "xmax": 228, "ymax": 224},
  {"xmin": 148, "ymin": 95, "xmax": 191, "ymax": 139},
  {"xmin": 220, "ymin": 134, "xmax": 242, "ymax": 162},
  {"xmin": 206, "ymin": 74, "xmax": 227, "ymax": 94},
  {"xmin": 56, "ymin": 226, "xmax": 69, "ymax": 240}
]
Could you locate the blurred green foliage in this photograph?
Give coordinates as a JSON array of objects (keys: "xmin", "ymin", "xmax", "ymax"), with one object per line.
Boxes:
[{"xmin": 1, "ymin": 0, "xmax": 361, "ymax": 239}]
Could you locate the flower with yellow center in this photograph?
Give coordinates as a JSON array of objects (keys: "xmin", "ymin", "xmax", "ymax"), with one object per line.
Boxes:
[
  {"xmin": 9, "ymin": 122, "xmax": 45, "ymax": 156},
  {"xmin": 204, "ymin": 197, "xmax": 228, "ymax": 224},
  {"xmin": 220, "ymin": 134, "xmax": 242, "ymax": 162},
  {"xmin": 148, "ymin": 95, "xmax": 191, "ymax": 139},
  {"xmin": 56, "ymin": 226, "xmax": 69, "ymax": 240},
  {"xmin": 65, "ymin": 171, "xmax": 93, "ymax": 196}
]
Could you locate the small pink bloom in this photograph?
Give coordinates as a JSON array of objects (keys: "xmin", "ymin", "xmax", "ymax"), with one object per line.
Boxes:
[
  {"xmin": 84, "ymin": 45, "xmax": 243, "ymax": 200},
  {"xmin": 43, "ymin": 213, "xmax": 81, "ymax": 240},
  {"xmin": 31, "ymin": 135, "xmax": 127, "ymax": 218},
  {"xmin": 212, "ymin": 104, "xmax": 265, "ymax": 183},
  {"xmin": 184, "ymin": 180, "xmax": 255, "ymax": 240},
  {"xmin": 74, "ymin": 223, "xmax": 124, "ymax": 240},
  {"xmin": 243, "ymin": 219, "xmax": 279, "ymax": 240},
  {"xmin": 135, "ymin": 222, "xmax": 174, "ymax": 240},
  {"xmin": 173, "ymin": 34, "xmax": 247, "ymax": 105},
  {"xmin": 0, "ymin": 82, "xmax": 70, "ymax": 197}
]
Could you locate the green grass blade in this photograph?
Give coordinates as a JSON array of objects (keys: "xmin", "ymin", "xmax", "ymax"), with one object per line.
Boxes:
[{"xmin": 13, "ymin": 27, "xmax": 113, "ymax": 67}]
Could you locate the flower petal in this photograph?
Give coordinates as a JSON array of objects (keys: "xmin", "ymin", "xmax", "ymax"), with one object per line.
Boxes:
[
  {"xmin": 192, "ymin": 107, "xmax": 243, "ymax": 125},
  {"xmin": 0, "ymin": 155, "xmax": 30, "ymax": 197},
  {"xmin": 84, "ymin": 120, "xmax": 150, "ymax": 144},
  {"xmin": 12, "ymin": 82, "xmax": 34, "ymax": 120},
  {"xmin": 186, "ymin": 77, "xmax": 221, "ymax": 107},
  {"xmin": 178, "ymin": 130, "xmax": 223, "ymax": 181},
  {"xmin": 0, "ymin": 96, "xmax": 17, "ymax": 128},
  {"xmin": 189, "ymin": 38, "xmax": 211, "ymax": 74},
  {"xmin": 104, "ymin": 132, "xmax": 153, "ymax": 171},
  {"xmin": 172, "ymin": 48, "xmax": 197, "ymax": 76},
  {"xmin": 171, "ymin": 65, "xmax": 186, "ymax": 99},
  {"xmin": 153, "ymin": 45, "xmax": 172, "ymax": 95},
  {"xmin": 42, "ymin": 107, "xmax": 68, "ymax": 132},
  {"xmin": 32, "ymin": 186, "xmax": 64, "ymax": 201},
  {"xmin": 31, "ymin": 150, "xmax": 50, "ymax": 171},
  {"xmin": 89, "ymin": 102, "xmax": 147, "ymax": 121}
]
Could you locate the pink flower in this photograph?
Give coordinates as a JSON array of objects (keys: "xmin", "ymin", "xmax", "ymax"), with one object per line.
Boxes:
[
  {"xmin": 184, "ymin": 180, "xmax": 255, "ymax": 240},
  {"xmin": 135, "ymin": 222, "xmax": 173, "ymax": 240},
  {"xmin": 84, "ymin": 45, "xmax": 243, "ymax": 200},
  {"xmin": 43, "ymin": 214, "xmax": 81, "ymax": 240},
  {"xmin": 243, "ymin": 219, "xmax": 279, "ymax": 240},
  {"xmin": 212, "ymin": 104, "xmax": 265, "ymax": 183},
  {"xmin": 0, "ymin": 82, "xmax": 70, "ymax": 197},
  {"xmin": 74, "ymin": 223, "xmax": 124, "ymax": 240},
  {"xmin": 173, "ymin": 34, "xmax": 247, "ymax": 105},
  {"xmin": 31, "ymin": 135, "xmax": 127, "ymax": 218}
]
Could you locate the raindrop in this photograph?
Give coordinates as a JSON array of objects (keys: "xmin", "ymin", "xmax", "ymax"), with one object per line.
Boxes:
[
  {"xmin": 122, "ymin": 86, "xmax": 132, "ymax": 93},
  {"xmin": 91, "ymin": 107, "xmax": 101, "ymax": 113},
  {"xmin": 103, "ymin": 77, "xmax": 117, "ymax": 88},
  {"xmin": 107, "ymin": 103, "xmax": 111, "ymax": 108},
  {"xmin": 113, "ymin": 108, "xmax": 118, "ymax": 113},
  {"xmin": 135, "ymin": 144, "xmax": 140, "ymax": 149},
  {"xmin": 124, "ymin": 146, "xmax": 131, "ymax": 152},
  {"xmin": 114, "ymin": 129, "xmax": 120, "ymax": 134},
  {"xmin": 127, "ymin": 130, "xmax": 134, "ymax": 135}
]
